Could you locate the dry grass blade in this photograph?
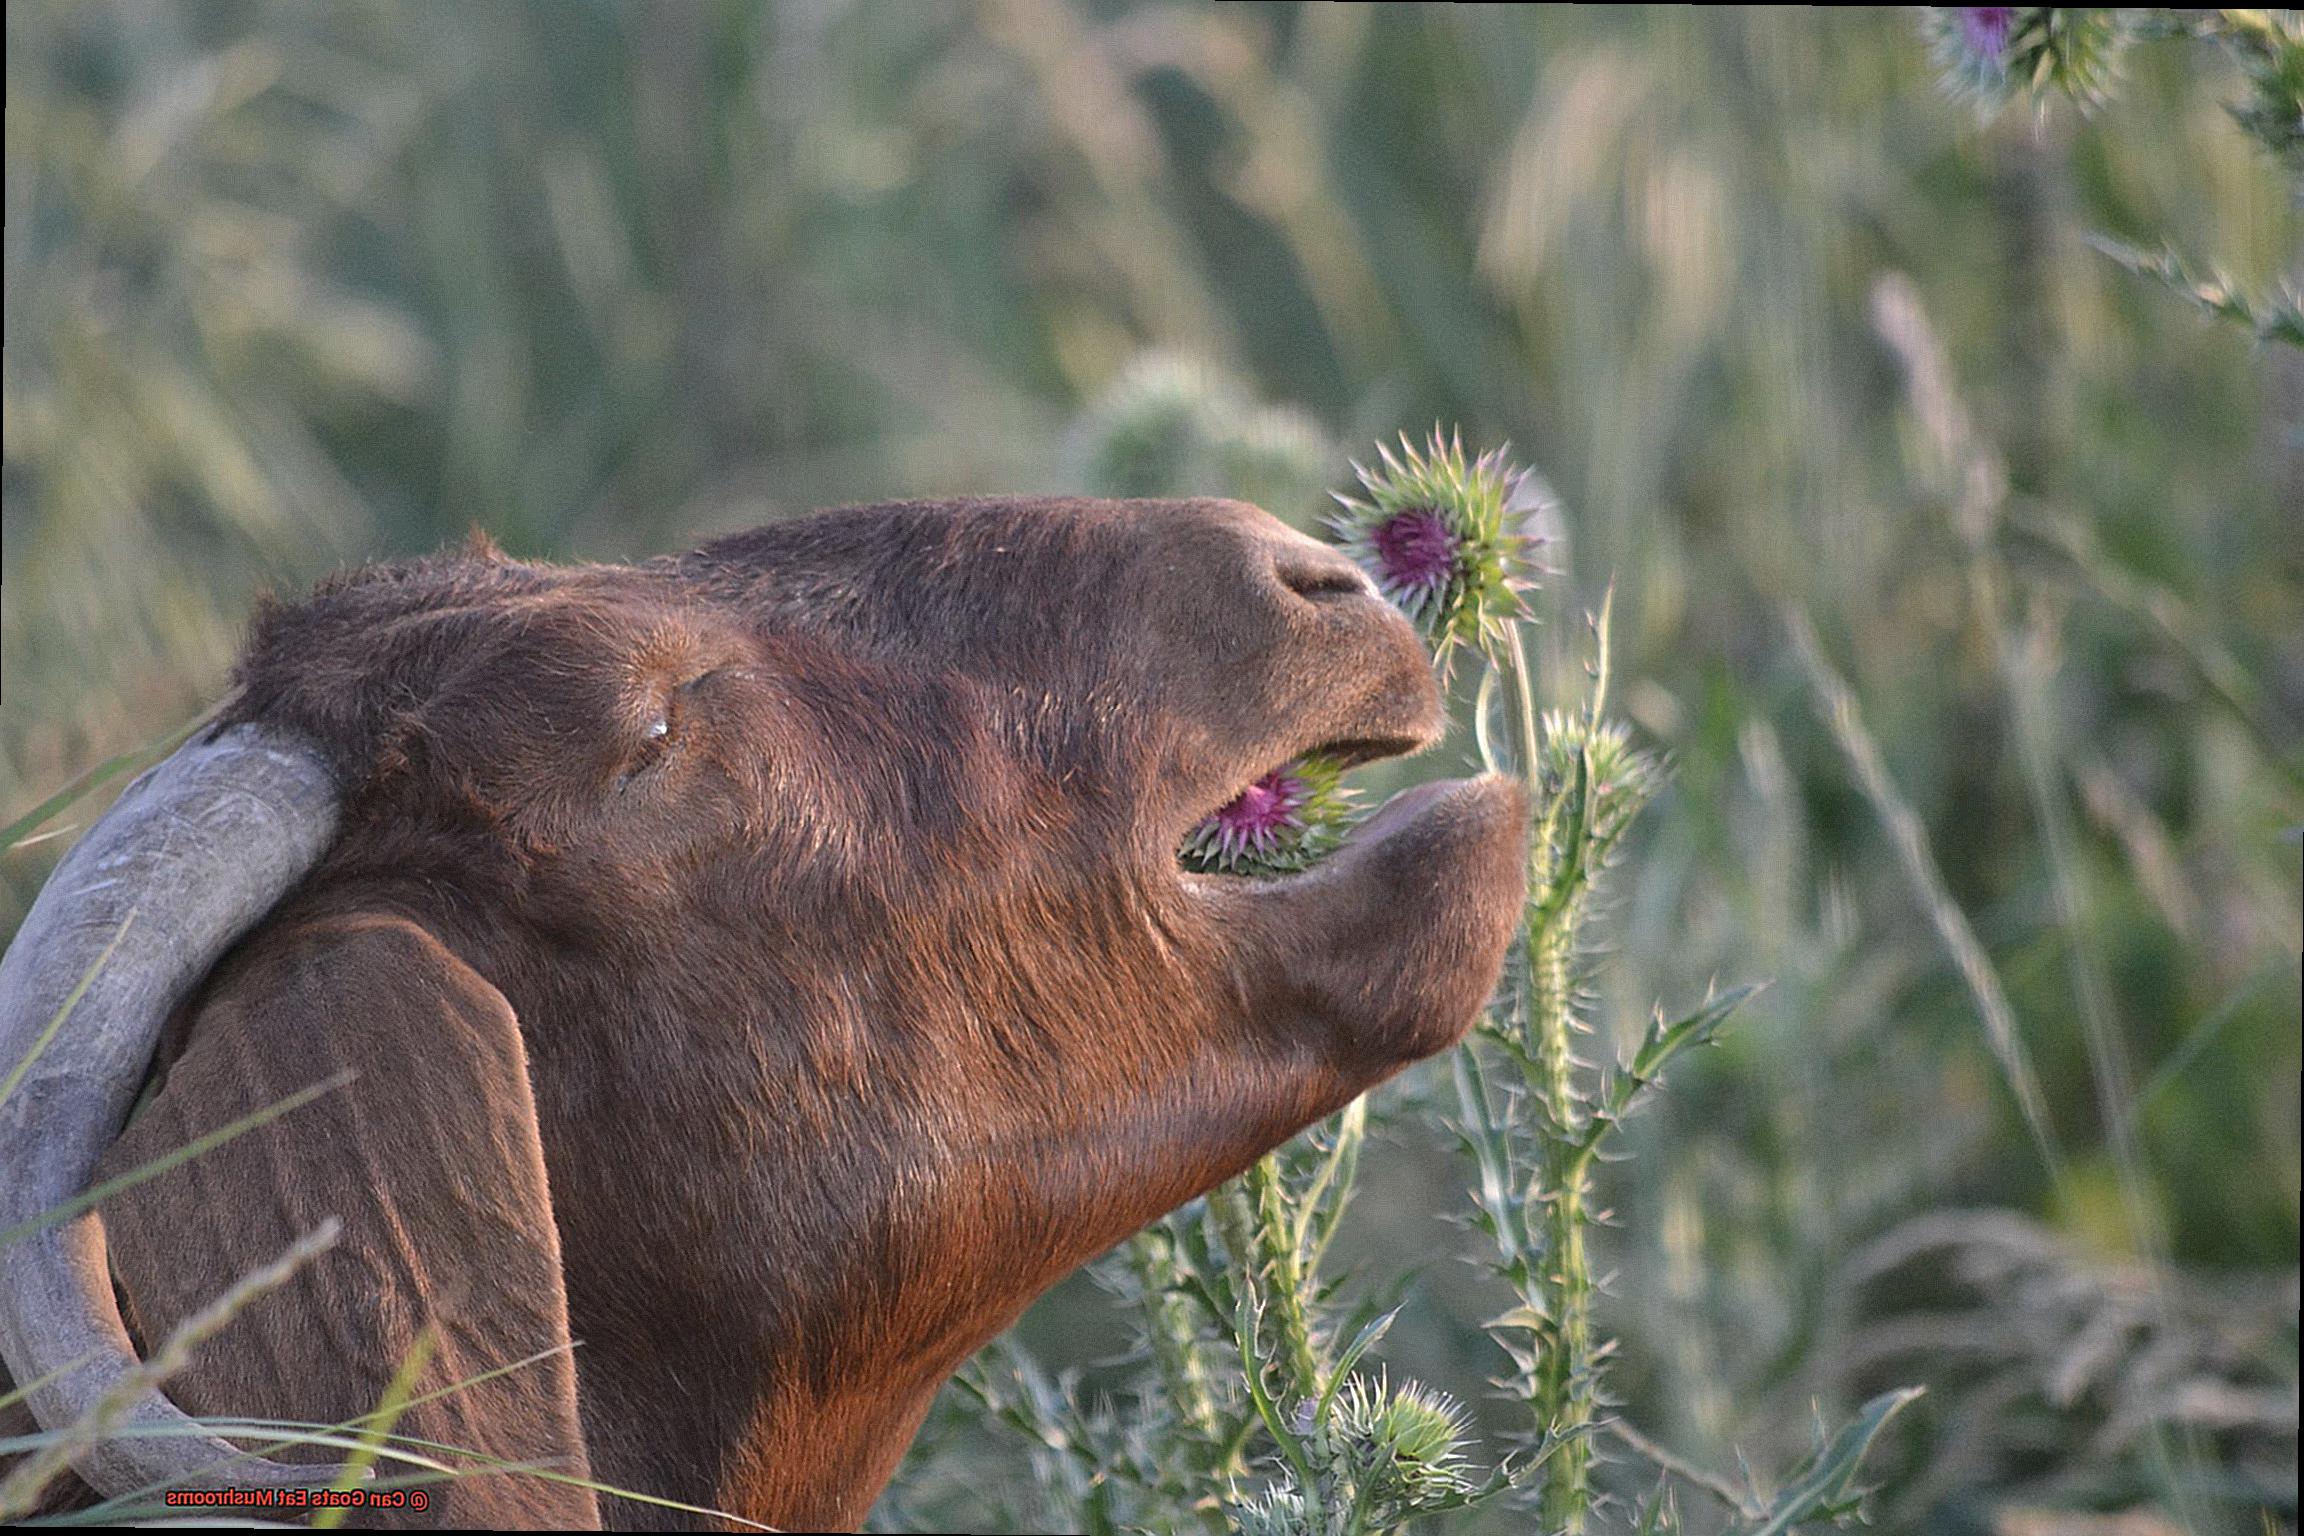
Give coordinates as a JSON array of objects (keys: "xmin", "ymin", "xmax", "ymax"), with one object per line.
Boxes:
[
  {"xmin": 1871, "ymin": 272, "xmax": 2173, "ymax": 1279},
  {"xmin": 0, "ymin": 1220, "xmax": 344, "ymax": 1519},
  {"xmin": 1786, "ymin": 610, "xmax": 2067, "ymax": 1184}
]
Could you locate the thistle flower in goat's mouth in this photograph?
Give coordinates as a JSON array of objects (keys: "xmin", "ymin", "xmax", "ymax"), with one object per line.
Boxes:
[
  {"xmin": 1180, "ymin": 754, "xmax": 1356, "ymax": 877},
  {"xmin": 1326, "ymin": 429, "xmax": 1539, "ymax": 679}
]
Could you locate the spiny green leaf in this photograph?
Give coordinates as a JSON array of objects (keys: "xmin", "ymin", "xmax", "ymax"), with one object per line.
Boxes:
[{"xmin": 1729, "ymin": 1387, "xmax": 1924, "ymax": 1536}]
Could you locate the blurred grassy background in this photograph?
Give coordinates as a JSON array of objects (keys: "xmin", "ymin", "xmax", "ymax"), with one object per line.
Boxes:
[{"xmin": 4, "ymin": 4, "xmax": 2297, "ymax": 1532}]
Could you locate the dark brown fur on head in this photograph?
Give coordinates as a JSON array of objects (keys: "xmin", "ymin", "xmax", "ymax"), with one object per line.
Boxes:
[{"xmin": 11, "ymin": 497, "xmax": 1527, "ymax": 1530}]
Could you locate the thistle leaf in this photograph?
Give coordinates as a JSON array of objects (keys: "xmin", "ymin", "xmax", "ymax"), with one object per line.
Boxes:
[{"xmin": 1728, "ymin": 1387, "xmax": 1924, "ymax": 1536}]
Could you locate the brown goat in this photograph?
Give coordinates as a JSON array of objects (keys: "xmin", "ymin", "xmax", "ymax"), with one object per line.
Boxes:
[{"xmin": 0, "ymin": 497, "xmax": 1528, "ymax": 1530}]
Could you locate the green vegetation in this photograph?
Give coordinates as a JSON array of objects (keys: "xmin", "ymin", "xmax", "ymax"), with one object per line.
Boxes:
[{"xmin": 6, "ymin": 5, "xmax": 2297, "ymax": 1533}]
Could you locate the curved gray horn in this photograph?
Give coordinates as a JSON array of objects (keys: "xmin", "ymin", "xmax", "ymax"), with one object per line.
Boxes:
[{"xmin": 0, "ymin": 722, "xmax": 365, "ymax": 1498}]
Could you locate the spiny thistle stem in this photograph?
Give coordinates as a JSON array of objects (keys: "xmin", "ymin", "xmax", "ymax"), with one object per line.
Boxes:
[
  {"xmin": 1214, "ymin": 1158, "xmax": 1325, "ymax": 1408},
  {"xmin": 1123, "ymin": 1225, "xmax": 1227, "ymax": 1457},
  {"xmin": 1248, "ymin": 1158, "xmax": 1325, "ymax": 1400},
  {"xmin": 1507, "ymin": 617, "xmax": 1600, "ymax": 1533}
]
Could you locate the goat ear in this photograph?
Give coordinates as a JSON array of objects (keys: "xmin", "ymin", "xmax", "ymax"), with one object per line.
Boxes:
[{"xmin": 96, "ymin": 914, "xmax": 599, "ymax": 1529}]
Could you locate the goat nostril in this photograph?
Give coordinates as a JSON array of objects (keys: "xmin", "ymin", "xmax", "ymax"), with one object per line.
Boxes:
[{"xmin": 1277, "ymin": 558, "xmax": 1372, "ymax": 603}]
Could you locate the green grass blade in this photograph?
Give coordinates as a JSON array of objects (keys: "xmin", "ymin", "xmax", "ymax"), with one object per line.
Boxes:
[
  {"xmin": 0, "ymin": 1072, "xmax": 355, "ymax": 1248},
  {"xmin": 0, "ymin": 913, "xmax": 134, "ymax": 1110}
]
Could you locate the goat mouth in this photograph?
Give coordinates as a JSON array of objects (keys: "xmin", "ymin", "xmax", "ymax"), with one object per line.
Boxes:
[
  {"xmin": 1176, "ymin": 731, "xmax": 1435, "ymax": 880},
  {"xmin": 1301, "ymin": 734, "xmax": 1429, "ymax": 773}
]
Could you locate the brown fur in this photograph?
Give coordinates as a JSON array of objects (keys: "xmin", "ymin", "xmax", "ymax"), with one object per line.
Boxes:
[{"xmin": 4, "ymin": 498, "xmax": 1528, "ymax": 1529}]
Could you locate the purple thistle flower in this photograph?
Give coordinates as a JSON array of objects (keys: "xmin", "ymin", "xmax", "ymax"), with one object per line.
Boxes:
[
  {"xmin": 1926, "ymin": 6, "xmax": 2130, "ymax": 112},
  {"xmin": 1324, "ymin": 430, "xmax": 1542, "ymax": 679},
  {"xmin": 1957, "ymin": 7, "xmax": 2016, "ymax": 64},
  {"xmin": 1368, "ymin": 508, "xmax": 1460, "ymax": 606},
  {"xmin": 1205, "ymin": 769, "xmax": 1308, "ymax": 861},
  {"xmin": 1179, "ymin": 755, "xmax": 1357, "ymax": 876}
]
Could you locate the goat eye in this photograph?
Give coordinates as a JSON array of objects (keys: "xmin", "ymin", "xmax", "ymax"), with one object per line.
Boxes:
[{"xmin": 619, "ymin": 708, "xmax": 676, "ymax": 790}]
